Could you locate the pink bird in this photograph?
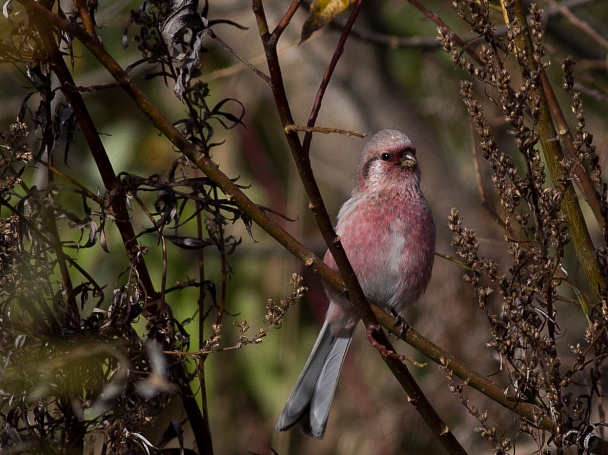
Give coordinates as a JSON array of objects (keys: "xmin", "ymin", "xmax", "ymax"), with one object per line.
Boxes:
[{"xmin": 275, "ymin": 130, "xmax": 436, "ymax": 439}]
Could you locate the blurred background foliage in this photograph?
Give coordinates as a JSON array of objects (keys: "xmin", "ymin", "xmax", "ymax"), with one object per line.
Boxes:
[{"xmin": 1, "ymin": 0, "xmax": 608, "ymax": 454}]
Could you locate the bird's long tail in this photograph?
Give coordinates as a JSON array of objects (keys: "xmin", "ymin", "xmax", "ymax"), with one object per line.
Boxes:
[{"xmin": 275, "ymin": 320, "xmax": 353, "ymax": 439}]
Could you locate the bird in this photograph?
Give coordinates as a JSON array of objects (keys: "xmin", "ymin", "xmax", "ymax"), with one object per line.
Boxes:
[{"xmin": 275, "ymin": 129, "xmax": 437, "ymax": 439}]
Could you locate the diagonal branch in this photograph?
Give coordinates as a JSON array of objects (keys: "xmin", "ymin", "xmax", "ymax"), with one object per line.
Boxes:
[
  {"xmin": 302, "ymin": 0, "xmax": 362, "ymax": 156},
  {"xmin": 252, "ymin": 1, "xmax": 466, "ymax": 452}
]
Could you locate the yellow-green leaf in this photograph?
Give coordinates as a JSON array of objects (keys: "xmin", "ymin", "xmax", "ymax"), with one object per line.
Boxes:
[{"xmin": 300, "ymin": 0, "xmax": 357, "ymax": 43}]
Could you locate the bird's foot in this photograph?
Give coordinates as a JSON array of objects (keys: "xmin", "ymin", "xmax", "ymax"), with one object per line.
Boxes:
[
  {"xmin": 390, "ymin": 309, "xmax": 409, "ymax": 340},
  {"xmin": 365, "ymin": 326, "xmax": 426, "ymax": 367}
]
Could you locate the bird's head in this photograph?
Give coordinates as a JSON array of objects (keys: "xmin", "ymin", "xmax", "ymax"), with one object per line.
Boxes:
[{"xmin": 355, "ymin": 130, "xmax": 421, "ymax": 192}]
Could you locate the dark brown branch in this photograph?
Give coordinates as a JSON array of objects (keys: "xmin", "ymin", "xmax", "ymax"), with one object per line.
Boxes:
[
  {"xmin": 22, "ymin": 3, "xmax": 213, "ymax": 454},
  {"xmin": 376, "ymin": 309, "xmax": 556, "ymax": 430},
  {"xmin": 29, "ymin": 8, "xmax": 157, "ymax": 307},
  {"xmin": 253, "ymin": 1, "xmax": 467, "ymax": 453},
  {"xmin": 272, "ymin": 0, "xmax": 303, "ymax": 41},
  {"xmin": 73, "ymin": 0, "xmax": 96, "ymax": 37}
]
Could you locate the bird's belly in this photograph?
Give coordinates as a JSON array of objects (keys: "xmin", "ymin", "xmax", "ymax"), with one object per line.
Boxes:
[{"xmin": 339, "ymin": 215, "xmax": 421, "ymax": 312}]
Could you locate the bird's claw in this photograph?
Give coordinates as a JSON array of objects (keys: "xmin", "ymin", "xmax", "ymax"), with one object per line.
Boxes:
[
  {"xmin": 390, "ymin": 309, "xmax": 409, "ymax": 340},
  {"xmin": 365, "ymin": 326, "xmax": 425, "ymax": 367}
]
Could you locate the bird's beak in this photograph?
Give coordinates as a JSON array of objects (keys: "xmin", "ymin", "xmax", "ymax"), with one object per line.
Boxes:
[{"xmin": 400, "ymin": 151, "xmax": 417, "ymax": 169}]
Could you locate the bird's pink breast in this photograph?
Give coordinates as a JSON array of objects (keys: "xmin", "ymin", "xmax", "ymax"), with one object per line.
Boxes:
[{"xmin": 330, "ymin": 188, "xmax": 435, "ymax": 314}]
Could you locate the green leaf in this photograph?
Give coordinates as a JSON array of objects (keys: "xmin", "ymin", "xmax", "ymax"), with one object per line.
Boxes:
[{"xmin": 300, "ymin": 0, "xmax": 356, "ymax": 43}]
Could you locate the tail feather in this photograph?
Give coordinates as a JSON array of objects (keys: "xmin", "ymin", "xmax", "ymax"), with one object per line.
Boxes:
[{"xmin": 275, "ymin": 321, "xmax": 353, "ymax": 439}]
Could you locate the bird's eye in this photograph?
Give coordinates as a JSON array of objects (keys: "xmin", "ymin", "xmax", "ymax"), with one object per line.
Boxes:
[{"xmin": 380, "ymin": 152, "xmax": 391, "ymax": 161}]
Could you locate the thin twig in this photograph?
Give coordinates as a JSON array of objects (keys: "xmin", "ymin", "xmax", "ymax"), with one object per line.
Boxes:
[
  {"xmin": 285, "ymin": 125, "xmax": 366, "ymax": 137},
  {"xmin": 302, "ymin": 0, "xmax": 366, "ymax": 155},
  {"xmin": 66, "ymin": 80, "xmax": 130, "ymax": 92},
  {"xmin": 40, "ymin": 161, "xmax": 104, "ymax": 204},
  {"xmin": 272, "ymin": 0, "xmax": 303, "ymax": 41},
  {"xmin": 544, "ymin": 0, "xmax": 608, "ymax": 50},
  {"xmin": 210, "ymin": 32, "xmax": 271, "ymax": 84},
  {"xmin": 408, "ymin": 0, "xmax": 484, "ymax": 66}
]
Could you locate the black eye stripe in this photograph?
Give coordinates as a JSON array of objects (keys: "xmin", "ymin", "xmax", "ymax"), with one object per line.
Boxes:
[
  {"xmin": 361, "ymin": 146, "xmax": 416, "ymax": 179},
  {"xmin": 361, "ymin": 156, "xmax": 379, "ymax": 180},
  {"xmin": 361, "ymin": 154, "xmax": 391, "ymax": 179}
]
